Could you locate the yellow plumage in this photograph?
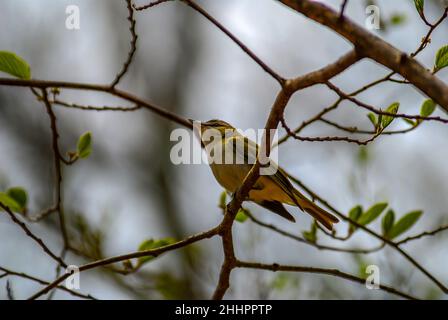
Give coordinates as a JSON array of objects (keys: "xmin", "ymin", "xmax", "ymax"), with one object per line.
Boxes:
[{"xmin": 196, "ymin": 119, "xmax": 339, "ymax": 230}]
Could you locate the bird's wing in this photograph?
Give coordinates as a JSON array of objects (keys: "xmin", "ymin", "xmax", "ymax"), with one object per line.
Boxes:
[
  {"xmin": 226, "ymin": 135, "xmax": 258, "ymax": 164},
  {"xmin": 254, "ymin": 200, "xmax": 295, "ymax": 222},
  {"xmin": 229, "ymin": 135, "xmax": 302, "ymax": 208}
]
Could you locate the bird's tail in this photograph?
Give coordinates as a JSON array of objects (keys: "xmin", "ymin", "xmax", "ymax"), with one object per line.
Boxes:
[{"xmin": 293, "ymin": 190, "xmax": 339, "ymax": 230}]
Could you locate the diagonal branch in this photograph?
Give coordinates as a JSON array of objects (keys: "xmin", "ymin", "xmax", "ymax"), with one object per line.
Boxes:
[
  {"xmin": 236, "ymin": 261, "xmax": 418, "ymax": 300},
  {"xmin": 279, "ymin": 0, "xmax": 448, "ymax": 110},
  {"xmin": 111, "ymin": 0, "xmax": 138, "ymax": 88},
  {"xmin": 0, "ymin": 203, "xmax": 67, "ymax": 267},
  {"xmin": 40, "ymin": 89, "xmax": 69, "ymax": 246},
  {"xmin": 287, "ymin": 174, "xmax": 448, "ymax": 294},
  {"xmin": 183, "ymin": 0, "xmax": 285, "ymax": 85},
  {"xmin": 27, "ymin": 226, "xmax": 219, "ymax": 299},
  {"xmin": 0, "ymin": 78, "xmax": 192, "ymax": 129},
  {"xmin": 0, "ymin": 266, "xmax": 95, "ymax": 300}
]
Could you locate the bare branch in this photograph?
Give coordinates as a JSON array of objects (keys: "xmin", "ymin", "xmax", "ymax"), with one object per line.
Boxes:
[
  {"xmin": 279, "ymin": 0, "xmax": 448, "ymax": 110},
  {"xmin": 0, "ymin": 203, "xmax": 67, "ymax": 267},
  {"xmin": 280, "ymin": 115, "xmax": 381, "ymax": 146},
  {"xmin": 247, "ymin": 212, "xmax": 385, "ymax": 254},
  {"xmin": 111, "ymin": 0, "xmax": 138, "ymax": 88},
  {"xmin": 40, "ymin": 89, "xmax": 69, "ymax": 246},
  {"xmin": 326, "ymin": 81, "xmax": 448, "ymax": 124},
  {"xmin": 133, "ymin": 0, "xmax": 172, "ymax": 11},
  {"xmin": 287, "ymin": 174, "xmax": 448, "ymax": 294},
  {"xmin": 52, "ymin": 99, "xmax": 142, "ymax": 112},
  {"xmin": 397, "ymin": 224, "xmax": 448, "ymax": 245},
  {"xmin": 27, "ymin": 226, "xmax": 219, "ymax": 299},
  {"xmin": 183, "ymin": 0, "xmax": 285, "ymax": 85},
  {"xmin": 236, "ymin": 261, "xmax": 418, "ymax": 300},
  {"xmin": 0, "ymin": 266, "xmax": 95, "ymax": 300},
  {"xmin": 0, "ymin": 78, "xmax": 192, "ymax": 129}
]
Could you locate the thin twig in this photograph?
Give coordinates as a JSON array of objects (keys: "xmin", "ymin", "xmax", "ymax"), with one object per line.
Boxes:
[
  {"xmin": 287, "ymin": 174, "xmax": 448, "ymax": 294},
  {"xmin": 0, "ymin": 266, "xmax": 95, "ymax": 299},
  {"xmin": 183, "ymin": 0, "xmax": 285, "ymax": 86},
  {"xmin": 40, "ymin": 89, "xmax": 69, "ymax": 247},
  {"xmin": 133, "ymin": 0, "xmax": 172, "ymax": 11},
  {"xmin": 52, "ymin": 99, "xmax": 142, "ymax": 112},
  {"xmin": 247, "ymin": 212, "xmax": 384, "ymax": 254},
  {"xmin": 236, "ymin": 261, "xmax": 418, "ymax": 300},
  {"xmin": 27, "ymin": 226, "xmax": 219, "ymax": 299},
  {"xmin": 280, "ymin": 115, "xmax": 382, "ymax": 146},
  {"xmin": 397, "ymin": 224, "xmax": 448, "ymax": 245},
  {"xmin": 326, "ymin": 81, "xmax": 448, "ymax": 124},
  {"xmin": 111, "ymin": 0, "xmax": 138, "ymax": 88},
  {"xmin": 0, "ymin": 203, "xmax": 67, "ymax": 267}
]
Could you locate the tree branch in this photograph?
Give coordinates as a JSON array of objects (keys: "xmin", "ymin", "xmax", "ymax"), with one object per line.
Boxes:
[
  {"xmin": 279, "ymin": 0, "xmax": 448, "ymax": 110},
  {"xmin": 236, "ymin": 260, "xmax": 418, "ymax": 300},
  {"xmin": 0, "ymin": 203, "xmax": 67, "ymax": 267}
]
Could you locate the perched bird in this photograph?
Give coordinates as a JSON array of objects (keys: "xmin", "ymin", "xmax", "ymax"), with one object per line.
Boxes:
[{"xmin": 193, "ymin": 119, "xmax": 339, "ymax": 230}]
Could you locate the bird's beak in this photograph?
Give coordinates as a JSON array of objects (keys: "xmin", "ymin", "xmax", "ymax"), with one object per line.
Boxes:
[{"xmin": 187, "ymin": 118, "xmax": 194, "ymax": 125}]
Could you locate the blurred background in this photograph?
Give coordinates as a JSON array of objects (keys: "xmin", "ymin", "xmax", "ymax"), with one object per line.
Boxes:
[{"xmin": 0, "ymin": 0, "xmax": 447, "ymax": 299}]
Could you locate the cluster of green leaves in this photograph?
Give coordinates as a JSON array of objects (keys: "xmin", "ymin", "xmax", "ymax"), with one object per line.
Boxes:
[
  {"xmin": 381, "ymin": 209, "xmax": 422, "ymax": 240},
  {"xmin": 348, "ymin": 202, "xmax": 423, "ymax": 240},
  {"xmin": 368, "ymin": 99, "xmax": 438, "ymax": 130},
  {"xmin": 0, "ymin": 51, "xmax": 31, "ymax": 79},
  {"xmin": 0, "ymin": 187, "xmax": 28, "ymax": 214},
  {"xmin": 218, "ymin": 191, "xmax": 249, "ymax": 223},
  {"xmin": 0, "ymin": 51, "xmax": 93, "ymax": 161},
  {"xmin": 367, "ymin": 102, "xmax": 399, "ymax": 132},
  {"xmin": 412, "ymin": 1, "xmax": 448, "ymax": 72}
]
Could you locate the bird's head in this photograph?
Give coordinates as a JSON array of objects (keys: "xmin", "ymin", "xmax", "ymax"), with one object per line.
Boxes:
[
  {"xmin": 200, "ymin": 119, "xmax": 235, "ymax": 133},
  {"xmin": 189, "ymin": 119, "xmax": 236, "ymax": 146}
]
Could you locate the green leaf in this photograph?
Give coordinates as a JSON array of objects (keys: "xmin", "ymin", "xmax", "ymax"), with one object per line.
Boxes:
[
  {"xmin": 381, "ymin": 102, "xmax": 399, "ymax": 129},
  {"xmin": 348, "ymin": 205, "xmax": 363, "ymax": 221},
  {"xmin": 348, "ymin": 205, "xmax": 363, "ymax": 233},
  {"xmin": 414, "ymin": 0, "xmax": 424, "ymax": 15},
  {"xmin": 6, "ymin": 187, "xmax": 27, "ymax": 210},
  {"xmin": 235, "ymin": 208, "xmax": 249, "ymax": 223},
  {"xmin": 138, "ymin": 237, "xmax": 176, "ymax": 265},
  {"xmin": 402, "ymin": 118, "xmax": 416, "ymax": 126},
  {"xmin": 358, "ymin": 202, "xmax": 388, "ymax": 226},
  {"xmin": 420, "ymin": 99, "xmax": 436, "ymax": 117},
  {"xmin": 302, "ymin": 221, "xmax": 317, "ymax": 243},
  {"xmin": 367, "ymin": 113, "xmax": 377, "ymax": 128},
  {"xmin": 0, "ymin": 51, "xmax": 31, "ymax": 79},
  {"xmin": 219, "ymin": 191, "xmax": 227, "ymax": 209},
  {"xmin": 382, "ymin": 209, "xmax": 395, "ymax": 237},
  {"xmin": 434, "ymin": 45, "xmax": 448, "ymax": 72},
  {"xmin": 77, "ymin": 131, "xmax": 93, "ymax": 159},
  {"xmin": 0, "ymin": 192, "xmax": 22, "ymax": 212},
  {"xmin": 388, "ymin": 210, "xmax": 423, "ymax": 239},
  {"xmin": 302, "ymin": 231, "xmax": 316, "ymax": 243},
  {"xmin": 389, "ymin": 14, "xmax": 406, "ymax": 26}
]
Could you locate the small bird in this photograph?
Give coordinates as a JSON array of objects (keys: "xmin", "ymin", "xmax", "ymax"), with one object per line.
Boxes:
[{"xmin": 193, "ymin": 119, "xmax": 339, "ymax": 230}]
